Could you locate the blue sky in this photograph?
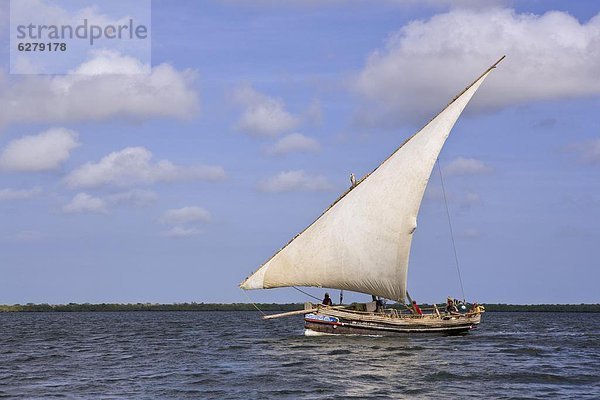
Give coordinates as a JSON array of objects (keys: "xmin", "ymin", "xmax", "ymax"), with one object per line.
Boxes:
[{"xmin": 0, "ymin": 0, "xmax": 598, "ymax": 305}]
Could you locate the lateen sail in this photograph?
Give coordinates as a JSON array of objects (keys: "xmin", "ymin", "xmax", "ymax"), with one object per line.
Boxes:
[{"xmin": 241, "ymin": 58, "xmax": 503, "ymax": 302}]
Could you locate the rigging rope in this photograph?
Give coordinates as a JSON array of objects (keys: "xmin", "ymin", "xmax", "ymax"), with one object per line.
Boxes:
[
  {"xmin": 241, "ymin": 287, "xmax": 320, "ymax": 316},
  {"xmin": 437, "ymin": 159, "xmax": 466, "ymax": 302},
  {"xmin": 240, "ymin": 288, "xmax": 266, "ymax": 316},
  {"xmin": 292, "ymin": 286, "xmax": 322, "ymax": 302}
]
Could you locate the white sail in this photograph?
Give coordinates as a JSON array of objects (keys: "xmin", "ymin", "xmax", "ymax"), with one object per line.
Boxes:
[{"xmin": 241, "ymin": 60, "xmax": 502, "ymax": 302}]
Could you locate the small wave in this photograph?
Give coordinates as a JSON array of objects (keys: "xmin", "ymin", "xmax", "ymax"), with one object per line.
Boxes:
[
  {"xmin": 488, "ymin": 372, "xmax": 592, "ymax": 385},
  {"xmin": 427, "ymin": 371, "xmax": 468, "ymax": 381},
  {"xmin": 328, "ymin": 349, "xmax": 352, "ymax": 355},
  {"xmin": 219, "ymin": 344, "xmax": 251, "ymax": 351},
  {"xmin": 281, "ymin": 361, "xmax": 306, "ymax": 368},
  {"xmin": 497, "ymin": 347, "xmax": 547, "ymax": 357},
  {"xmin": 355, "ymin": 373, "xmax": 386, "ymax": 382},
  {"xmin": 185, "ymin": 377, "xmax": 220, "ymax": 386}
]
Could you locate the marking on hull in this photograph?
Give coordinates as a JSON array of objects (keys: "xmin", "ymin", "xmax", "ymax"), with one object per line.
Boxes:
[{"xmin": 304, "ymin": 313, "xmax": 341, "ymax": 325}]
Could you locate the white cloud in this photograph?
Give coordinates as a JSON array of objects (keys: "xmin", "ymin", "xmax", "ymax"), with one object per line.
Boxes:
[
  {"xmin": 443, "ymin": 157, "xmax": 491, "ymax": 176},
  {"xmin": 0, "ymin": 128, "xmax": 79, "ymax": 172},
  {"xmin": 0, "ymin": 51, "xmax": 198, "ymax": 126},
  {"xmin": 8, "ymin": 0, "xmax": 151, "ymax": 74},
  {"xmin": 62, "ymin": 193, "xmax": 108, "ymax": 214},
  {"xmin": 160, "ymin": 206, "xmax": 210, "ymax": 239},
  {"xmin": 160, "ymin": 206, "xmax": 211, "ymax": 225},
  {"xmin": 567, "ymin": 138, "xmax": 600, "ymax": 164},
  {"xmin": 70, "ymin": 50, "xmax": 150, "ymax": 75},
  {"xmin": 265, "ymin": 133, "xmax": 321, "ymax": 155},
  {"xmin": 60, "ymin": 189, "xmax": 156, "ymax": 214},
  {"xmin": 233, "ymin": 84, "xmax": 299, "ymax": 137},
  {"xmin": 258, "ymin": 170, "xmax": 334, "ymax": 193},
  {"xmin": 10, "ymin": 0, "xmax": 75, "ymax": 29},
  {"xmin": 162, "ymin": 226, "xmax": 202, "ymax": 238},
  {"xmin": 354, "ymin": 8, "xmax": 600, "ymax": 126},
  {"xmin": 11, "ymin": 0, "xmax": 141, "ymax": 29},
  {"xmin": 65, "ymin": 147, "xmax": 225, "ymax": 188},
  {"xmin": 107, "ymin": 189, "xmax": 158, "ymax": 207},
  {"xmin": 0, "ymin": 187, "xmax": 42, "ymax": 201}
]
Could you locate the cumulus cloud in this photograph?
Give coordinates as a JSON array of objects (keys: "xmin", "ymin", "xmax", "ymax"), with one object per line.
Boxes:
[
  {"xmin": 258, "ymin": 170, "xmax": 334, "ymax": 193},
  {"xmin": 354, "ymin": 8, "xmax": 600, "ymax": 126},
  {"xmin": 443, "ymin": 157, "xmax": 491, "ymax": 176},
  {"xmin": 0, "ymin": 51, "xmax": 198, "ymax": 126},
  {"xmin": 162, "ymin": 226, "xmax": 202, "ymax": 238},
  {"xmin": 0, "ymin": 128, "xmax": 79, "ymax": 172},
  {"xmin": 160, "ymin": 206, "xmax": 211, "ymax": 225},
  {"xmin": 106, "ymin": 189, "xmax": 158, "ymax": 207},
  {"xmin": 265, "ymin": 133, "xmax": 321, "ymax": 155},
  {"xmin": 61, "ymin": 189, "xmax": 157, "ymax": 214},
  {"xmin": 0, "ymin": 187, "xmax": 42, "ymax": 201},
  {"xmin": 160, "ymin": 206, "xmax": 210, "ymax": 239},
  {"xmin": 9, "ymin": 0, "xmax": 134, "ymax": 38},
  {"xmin": 233, "ymin": 84, "xmax": 299, "ymax": 137},
  {"xmin": 62, "ymin": 193, "xmax": 108, "ymax": 214},
  {"xmin": 65, "ymin": 147, "xmax": 225, "ymax": 188},
  {"xmin": 567, "ymin": 138, "xmax": 600, "ymax": 164}
]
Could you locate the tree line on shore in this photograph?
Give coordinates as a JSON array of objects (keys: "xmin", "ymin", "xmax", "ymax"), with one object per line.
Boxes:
[{"xmin": 0, "ymin": 302, "xmax": 598, "ymax": 313}]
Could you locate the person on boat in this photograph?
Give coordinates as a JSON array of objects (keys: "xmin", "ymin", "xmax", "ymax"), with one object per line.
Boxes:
[
  {"xmin": 412, "ymin": 300, "xmax": 423, "ymax": 316},
  {"xmin": 454, "ymin": 298, "xmax": 467, "ymax": 312},
  {"xmin": 467, "ymin": 302, "xmax": 485, "ymax": 316},
  {"xmin": 322, "ymin": 292, "xmax": 333, "ymax": 306},
  {"xmin": 445, "ymin": 298, "xmax": 459, "ymax": 315},
  {"xmin": 370, "ymin": 295, "xmax": 384, "ymax": 312}
]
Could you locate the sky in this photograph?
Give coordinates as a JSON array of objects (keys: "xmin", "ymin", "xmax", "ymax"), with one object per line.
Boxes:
[{"xmin": 0, "ymin": 0, "xmax": 599, "ymax": 305}]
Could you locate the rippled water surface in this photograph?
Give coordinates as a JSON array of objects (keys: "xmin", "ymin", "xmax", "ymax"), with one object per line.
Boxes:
[{"xmin": 1, "ymin": 312, "xmax": 598, "ymax": 399}]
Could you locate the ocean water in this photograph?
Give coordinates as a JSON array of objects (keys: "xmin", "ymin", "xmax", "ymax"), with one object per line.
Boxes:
[{"xmin": 0, "ymin": 311, "xmax": 598, "ymax": 399}]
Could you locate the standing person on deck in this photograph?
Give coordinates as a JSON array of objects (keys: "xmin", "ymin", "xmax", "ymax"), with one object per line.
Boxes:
[
  {"xmin": 412, "ymin": 300, "xmax": 423, "ymax": 316},
  {"xmin": 322, "ymin": 292, "xmax": 333, "ymax": 306}
]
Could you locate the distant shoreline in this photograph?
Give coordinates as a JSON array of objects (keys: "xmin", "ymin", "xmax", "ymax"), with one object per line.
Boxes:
[{"xmin": 1, "ymin": 303, "xmax": 599, "ymax": 313}]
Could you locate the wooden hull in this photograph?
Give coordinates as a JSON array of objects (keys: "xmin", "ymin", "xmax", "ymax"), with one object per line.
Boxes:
[{"xmin": 304, "ymin": 308, "xmax": 481, "ymax": 336}]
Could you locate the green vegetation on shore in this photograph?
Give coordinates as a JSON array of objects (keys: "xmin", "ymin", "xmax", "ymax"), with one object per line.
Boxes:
[{"xmin": 0, "ymin": 302, "xmax": 598, "ymax": 313}]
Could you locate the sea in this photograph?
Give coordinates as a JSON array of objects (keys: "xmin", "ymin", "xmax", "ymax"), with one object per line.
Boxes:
[{"xmin": 0, "ymin": 312, "xmax": 598, "ymax": 399}]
